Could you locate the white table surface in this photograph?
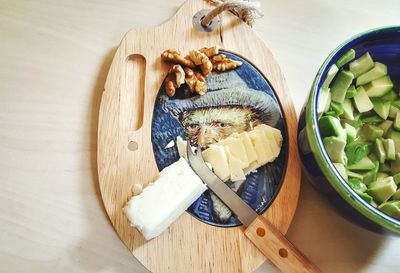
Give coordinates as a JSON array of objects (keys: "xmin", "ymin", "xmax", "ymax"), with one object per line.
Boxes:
[{"xmin": 1, "ymin": 0, "xmax": 399, "ymax": 272}]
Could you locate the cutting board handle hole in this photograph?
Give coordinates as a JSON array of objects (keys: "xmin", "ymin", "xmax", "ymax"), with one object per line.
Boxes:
[{"xmin": 125, "ymin": 54, "xmax": 146, "ymax": 131}]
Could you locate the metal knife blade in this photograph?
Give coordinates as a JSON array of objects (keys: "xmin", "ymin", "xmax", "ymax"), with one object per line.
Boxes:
[{"xmin": 187, "ymin": 144, "xmax": 258, "ymax": 227}]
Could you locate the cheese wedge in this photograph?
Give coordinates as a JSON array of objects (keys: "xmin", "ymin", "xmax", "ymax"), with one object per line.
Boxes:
[
  {"xmin": 224, "ymin": 146, "xmax": 246, "ymax": 181},
  {"xmin": 216, "ymin": 137, "xmax": 250, "ymax": 168},
  {"xmin": 231, "ymin": 132, "xmax": 258, "ymax": 164},
  {"xmin": 123, "ymin": 158, "xmax": 207, "ymax": 240},
  {"xmin": 202, "ymin": 145, "xmax": 230, "ymax": 181},
  {"xmin": 248, "ymin": 129, "xmax": 274, "ymax": 165}
]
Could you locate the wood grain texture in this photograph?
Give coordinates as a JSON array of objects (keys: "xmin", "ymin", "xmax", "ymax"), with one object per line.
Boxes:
[
  {"xmin": 98, "ymin": 0, "xmax": 301, "ymax": 272},
  {"xmin": 244, "ymin": 216, "xmax": 320, "ymax": 273}
]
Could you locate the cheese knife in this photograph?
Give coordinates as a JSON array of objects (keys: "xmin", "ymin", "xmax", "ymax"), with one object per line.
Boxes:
[{"xmin": 187, "ymin": 145, "xmax": 320, "ymax": 273}]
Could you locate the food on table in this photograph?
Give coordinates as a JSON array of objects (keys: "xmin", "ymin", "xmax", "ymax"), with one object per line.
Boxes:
[
  {"xmin": 318, "ymin": 49, "xmax": 400, "ymax": 219},
  {"xmin": 123, "ymin": 158, "xmax": 207, "ymax": 240},
  {"xmin": 161, "ymin": 46, "xmax": 242, "ymax": 96}
]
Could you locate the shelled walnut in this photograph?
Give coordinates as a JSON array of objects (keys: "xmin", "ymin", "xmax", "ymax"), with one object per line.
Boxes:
[
  {"xmin": 164, "ymin": 65, "xmax": 185, "ymax": 97},
  {"xmin": 161, "ymin": 49, "xmax": 195, "ymax": 68},
  {"xmin": 211, "ymin": 54, "xmax": 242, "ymax": 72},
  {"xmin": 188, "ymin": 50, "xmax": 213, "ymax": 76},
  {"xmin": 199, "ymin": 46, "xmax": 219, "ymax": 57},
  {"xmin": 184, "ymin": 68, "xmax": 207, "ymax": 95}
]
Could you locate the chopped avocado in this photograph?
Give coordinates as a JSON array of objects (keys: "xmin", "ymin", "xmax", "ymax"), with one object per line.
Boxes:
[
  {"xmin": 330, "ymin": 101, "xmax": 344, "ymax": 116},
  {"xmin": 344, "ymin": 123, "xmax": 357, "ymax": 143},
  {"xmin": 380, "ymin": 89, "xmax": 398, "ymax": 102},
  {"xmin": 349, "ymin": 52, "xmax": 374, "ymax": 77},
  {"xmin": 331, "ymin": 70, "xmax": 354, "ymax": 103},
  {"xmin": 347, "ymin": 170, "xmax": 364, "ymax": 180},
  {"xmin": 393, "ymin": 173, "xmax": 400, "ymax": 184},
  {"xmin": 347, "ymin": 178, "xmax": 367, "ymax": 193},
  {"xmin": 345, "ymin": 142, "xmax": 371, "ymax": 165},
  {"xmin": 362, "ymin": 163, "xmax": 379, "ymax": 185},
  {"xmin": 333, "ymin": 163, "xmax": 348, "ymax": 181},
  {"xmin": 323, "ymin": 136, "xmax": 347, "ymax": 164},
  {"xmin": 386, "ymin": 130, "xmax": 400, "ymax": 153},
  {"xmin": 391, "ymin": 154, "xmax": 400, "ymax": 175},
  {"xmin": 378, "ymin": 201, "xmax": 400, "ymax": 219},
  {"xmin": 364, "ymin": 75, "xmax": 394, "ymax": 98},
  {"xmin": 383, "ymin": 139, "xmax": 396, "ymax": 160},
  {"xmin": 394, "ymin": 112, "xmax": 400, "ymax": 131},
  {"xmin": 379, "ymin": 162, "xmax": 391, "ymax": 172},
  {"xmin": 325, "ymin": 111, "xmax": 338, "ymax": 117},
  {"xmin": 388, "ymin": 105, "xmax": 400, "ymax": 119},
  {"xmin": 322, "ymin": 64, "xmax": 339, "ymax": 88},
  {"xmin": 345, "ymin": 85, "xmax": 357, "ymax": 99},
  {"xmin": 359, "ymin": 192, "xmax": 374, "ymax": 203},
  {"xmin": 341, "ymin": 99, "xmax": 354, "ymax": 120},
  {"xmin": 317, "ymin": 87, "xmax": 331, "ymax": 117},
  {"xmin": 353, "ymin": 86, "xmax": 374, "ymax": 113},
  {"xmin": 391, "ymin": 100, "xmax": 400, "ymax": 109},
  {"xmin": 347, "ymin": 156, "xmax": 376, "ymax": 171},
  {"xmin": 361, "ymin": 115, "xmax": 383, "ymax": 124},
  {"xmin": 356, "ymin": 62, "xmax": 388, "ymax": 86},
  {"xmin": 379, "ymin": 120, "xmax": 393, "ymax": 136},
  {"xmin": 336, "ymin": 49, "xmax": 356, "ymax": 68},
  {"xmin": 367, "ymin": 176, "xmax": 397, "ymax": 203},
  {"xmin": 343, "ymin": 119, "xmax": 363, "ymax": 129},
  {"xmin": 372, "ymin": 101, "xmax": 391, "ymax": 120},
  {"xmin": 377, "ymin": 172, "xmax": 390, "ymax": 179},
  {"xmin": 361, "ymin": 124, "xmax": 384, "ymax": 141},
  {"xmin": 391, "ymin": 189, "xmax": 400, "ymax": 200},
  {"xmin": 374, "ymin": 138, "xmax": 386, "ymax": 163},
  {"xmin": 319, "ymin": 116, "xmax": 342, "ymax": 137}
]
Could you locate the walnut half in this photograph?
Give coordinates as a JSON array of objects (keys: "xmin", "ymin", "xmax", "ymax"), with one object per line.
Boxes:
[
  {"xmin": 161, "ymin": 49, "xmax": 195, "ymax": 68},
  {"xmin": 211, "ymin": 54, "xmax": 242, "ymax": 72},
  {"xmin": 188, "ymin": 50, "xmax": 213, "ymax": 77},
  {"xmin": 164, "ymin": 65, "xmax": 185, "ymax": 96},
  {"xmin": 184, "ymin": 67, "xmax": 207, "ymax": 96}
]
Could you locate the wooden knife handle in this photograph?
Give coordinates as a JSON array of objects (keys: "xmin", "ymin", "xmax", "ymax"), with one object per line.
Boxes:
[{"xmin": 244, "ymin": 216, "xmax": 320, "ymax": 273}]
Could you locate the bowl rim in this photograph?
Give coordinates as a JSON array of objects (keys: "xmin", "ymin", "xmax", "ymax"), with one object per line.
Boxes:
[{"xmin": 306, "ymin": 25, "xmax": 400, "ymax": 233}]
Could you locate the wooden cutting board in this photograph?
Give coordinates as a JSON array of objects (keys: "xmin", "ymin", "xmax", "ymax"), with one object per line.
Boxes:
[{"xmin": 97, "ymin": 0, "xmax": 301, "ymax": 272}]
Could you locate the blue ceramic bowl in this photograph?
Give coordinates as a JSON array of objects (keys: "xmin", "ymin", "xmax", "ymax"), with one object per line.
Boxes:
[{"xmin": 298, "ymin": 26, "xmax": 400, "ymax": 234}]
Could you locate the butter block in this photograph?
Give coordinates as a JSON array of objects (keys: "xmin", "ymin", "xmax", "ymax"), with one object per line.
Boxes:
[
  {"xmin": 123, "ymin": 158, "xmax": 207, "ymax": 240},
  {"xmin": 202, "ymin": 145, "xmax": 230, "ymax": 181}
]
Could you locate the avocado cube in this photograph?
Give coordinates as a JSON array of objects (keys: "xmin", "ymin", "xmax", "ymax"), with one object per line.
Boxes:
[
  {"xmin": 336, "ymin": 49, "xmax": 356, "ymax": 69},
  {"xmin": 331, "ymin": 70, "xmax": 354, "ymax": 103},
  {"xmin": 374, "ymin": 138, "xmax": 386, "ymax": 164},
  {"xmin": 356, "ymin": 62, "xmax": 388, "ymax": 86},
  {"xmin": 362, "ymin": 163, "xmax": 379, "ymax": 185},
  {"xmin": 347, "ymin": 178, "xmax": 367, "ymax": 193},
  {"xmin": 318, "ymin": 87, "xmax": 331, "ymax": 117},
  {"xmin": 367, "ymin": 176, "xmax": 397, "ymax": 203},
  {"xmin": 394, "ymin": 112, "xmax": 400, "ymax": 131},
  {"xmin": 364, "ymin": 75, "xmax": 394, "ymax": 98},
  {"xmin": 349, "ymin": 52, "xmax": 374, "ymax": 77},
  {"xmin": 361, "ymin": 124, "xmax": 384, "ymax": 141},
  {"xmin": 383, "ymin": 139, "xmax": 396, "ymax": 161},
  {"xmin": 322, "ymin": 64, "xmax": 339, "ymax": 89},
  {"xmin": 345, "ymin": 142, "xmax": 371, "ymax": 165},
  {"xmin": 346, "ymin": 170, "xmax": 364, "ymax": 180},
  {"xmin": 361, "ymin": 115, "xmax": 384, "ymax": 124},
  {"xmin": 341, "ymin": 99, "xmax": 355, "ymax": 120},
  {"xmin": 388, "ymin": 105, "xmax": 399, "ymax": 119},
  {"xmin": 380, "ymin": 89, "xmax": 399, "ymax": 102},
  {"xmin": 379, "ymin": 120, "xmax": 393, "ymax": 137},
  {"xmin": 391, "ymin": 100, "xmax": 400, "ymax": 109},
  {"xmin": 333, "ymin": 163, "xmax": 348, "ymax": 181},
  {"xmin": 393, "ymin": 173, "xmax": 400, "ymax": 184},
  {"xmin": 319, "ymin": 116, "xmax": 342, "ymax": 137},
  {"xmin": 378, "ymin": 201, "xmax": 400, "ymax": 219},
  {"xmin": 386, "ymin": 130, "xmax": 400, "ymax": 153},
  {"xmin": 372, "ymin": 101, "xmax": 391, "ymax": 120},
  {"xmin": 345, "ymin": 85, "xmax": 357, "ymax": 99},
  {"xmin": 379, "ymin": 162, "xmax": 391, "ymax": 172},
  {"xmin": 330, "ymin": 101, "xmax": 344, "ymax": 116},
  {"xmin": 392, "ymin": 189, "xmax": 400, "ymax": 200},
  {"xmin": 323, "ymin": 136, "xmax": 347, "ymax": 165},
  {"xmin": 377, "ymin": 172, "xmax": 390, "ymax": 179},
  {"xmin": 347, "ymin": 156, "xmax": 376, "ymax": 171},
  {"xmin": 391, "ymin": 154, "xmax": 400, "ymax": 175},
  {"xmin": 359, "ymin": 192, "xmax": 374, "ymax": 203},
  {"xmin": 344, "ymin": 123, "xmax": 357, "ymax": 143},
  {"xmin": 354, "ymin": 86, "xmax": 374, "ymax": 113}
]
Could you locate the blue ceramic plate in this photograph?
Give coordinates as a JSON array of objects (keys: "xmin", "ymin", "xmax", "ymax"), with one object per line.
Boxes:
[{"xmin": 151, "ymin": 51, "xmax": 288, "ymax": 227}]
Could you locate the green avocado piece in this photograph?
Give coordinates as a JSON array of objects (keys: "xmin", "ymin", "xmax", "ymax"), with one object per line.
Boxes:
[
  {"xmin": 333, "ymin": 163, "xmax": 348, "ymax": 181},
  {"xmin": 391, "ymin": 154, "xmax": 400, "ymax": 175},
  {"xmin": 323, "ymin": 136, "xmax": 347, "ymax": 165},
  {"xmin": 361, "ymin": 115, "xmax": 383, "ymax": 124},
  {"xmin": 391, "ymin": 100, "xmax": 400, "ymax": 109},
  {"xmin": 393, "ymin": 173, "xmax": 400, "ymax": 184},
  {"xmin": 378, "ymin": 200, "xmax": 400, "ymax": 219},
  {"xmin": 331, "ymin": 70, "xmax": 354, "ymax": 103},
  {"xmin": 377, "ymin": 172, "xmax": 390, "ymax": 179},
  {"xmin": 353, "ymin": 86, "xmax": 374, "ymax": 113},
  {"xmin": 347, "ymin": 156, "xmax": 376, "ymax": 171},
  {"xmin": 386, "ymin": 130, "xmax": 400, "ymax": 153},
  {"xmin": 359, "ymin": 192, "xmax": 374, "ymax": 203},
  {"xmin": 372, "ymin": 101, "xmax": 391, "ymax": 120},
  {"xmin": 344, "ymin": 123, "xmax": 357, "ymax": 143},
  {"xmin": 336, "ymin": 49, "xmax": 356, "ymax": 69},
  {"xmin": 380, "ymin": 89, "xmax": 399, "ymax": 102},
  {"xmin": 374, "ymin": 138, "xmax": 386, "ymax": 164},
  {"xmin": 345, "ymin": 142, "xmax": 371, "ymax": 165},
  {"xmin": 330, "ymin": 101, "xmax": 344, "ymax": 116},
  {"xmin": 319, "ymin": 116, "xmax": 342, "ymax": 137},
  {"xmin": 343, "ymin": 119, "xmax": 364, "ymax": 129},
  {"xmin": 318, "ymin": 87, "xmax": 331, "ymax": 117},
  {"xmin": 379, "ymin": 120, "xmax": 393, "ymax": 137},
  {"xmin": 349, "ymin": 52, "xmax": 374, "ymax": 78},
  {"xmin": 383, "ymin": 139, "xmax": 396, "ymax": 161},
  {"xmin": 394, "ymin": 111, "xmax": 400, "ymax": 131},
  {"xmin": 322, "ymin": 64, "xmax": 339, "ymax": 89},
  {"xmin": 341, "ymin": 99, "xmax": 354, "ymax": 120},
  {"xmin": 388, "ymin": 105, "xmax": 400, "ymax": 119},
  {"xmin": 347, "ymin": 170, "xmax": 364, "ymax": 180},
  {"xmin": 356, "ymin": 62, "xmax": 388, "ymax": 86},
  {"xmin": 361, "ymin": 124, "xmax": 384, "ymax": 141},
  {"xmin": 347, "ymin": 178, "xmax": 367, "ymax": 193},
  {"xmin": 391, "ymin": 189, "xmax": 400, "ymax": 200},
  {"xmin": 362, "ymin": 163, "xmax": 379, "ymax": 185},
  {"xmin": 345, "ymin": 85, "xmax": 357, "ymax": 99},
  {"xmin": 367, "ymin": 176, "xmax": 397, "ymax": 203},
  {"xmin": 379, "ymin": 162, "xmax": 391, "ymax": 172},
  {"xmin": 364, "ymin": 75, "xmax": 394, "ymax": 98}
]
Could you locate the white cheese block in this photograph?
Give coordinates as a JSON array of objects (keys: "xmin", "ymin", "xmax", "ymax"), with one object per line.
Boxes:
[
  {"xmin": 123, "ymin": 158, "xmax": 207, "ymax": 240},
  {"xmin": 224, "ymin": 146, "xmax": 246, "ymax": 181},
  {"xmin": 248, "ymin": 130, "xmax": 274, "ymax": 165},
  {"xmin": 216, "ymin": 137, "xmax": 250, "ymax": 168},
  {"xmin": 176, "ymin": 136, "xmax": 188, "ymax": 160},
  {"xmin": 202, "ymin": 145, "xmax": 230, "ymax": 181},
  {"xmin": 232, "ymin": 132, "xmax": 258, "ymax": 164},
  {"xmin": 254, "ymin": 124, "xmax": 283, "ymax": 159}
]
